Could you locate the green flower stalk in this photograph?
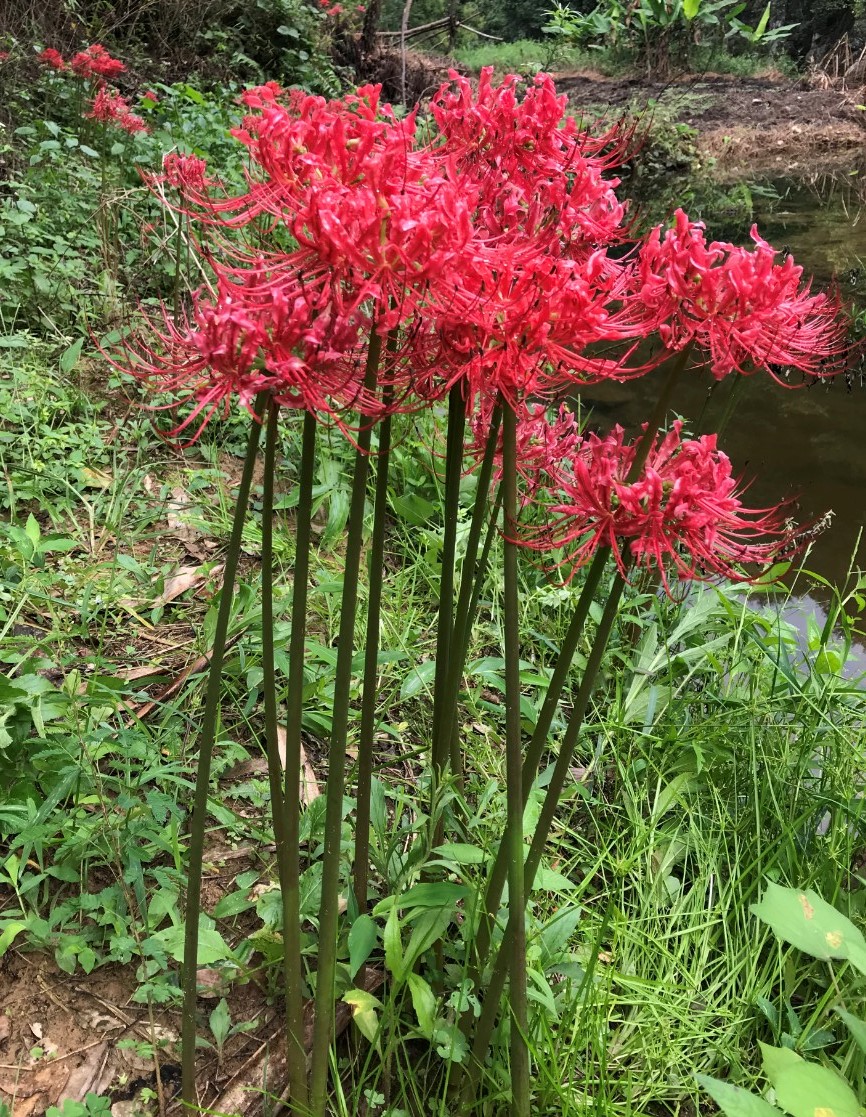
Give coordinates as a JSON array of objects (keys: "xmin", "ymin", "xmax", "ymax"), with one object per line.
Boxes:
[
  {"xmin": 262, "ymin": 402, "xmax": 315, "ymax": 1113},
  {"xmin": 352, "ymin": 407, "xmax": 394, "ymax": 932},
  {"xmin": 181, "ymin": 392, "xmax": 267, "ymax": 1106},
  {"xmin": 309, "ymin": 331, "xmax": 384, "ymax": 1115},
  {"xmin": 501, "ymin": 402, "xmax": 530, "ymax": 1115}
]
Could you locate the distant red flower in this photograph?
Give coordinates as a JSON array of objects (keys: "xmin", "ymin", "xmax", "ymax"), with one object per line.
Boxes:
[
  {"xmin": 0, "ymin": 51, "xmax": 11, "ymax": 63},
  {"xmin": 142, "ymin": 89, "xmax": 159, "ymax": 103},
  {"xmin": 38, "ymin": 48, "xmax": 66, "ymax": 70},
  {"xmin": 86, "ymin": 86, "xmax": 150, "ymax": 134},
  {"xmin": 526, "ymin": 421, "xmax": 797, "ymax": 590},
  {"xmin": 636, "ymin": 209, "xmax": 846, "ymax": 381},
  {"xmin": 70, "ymin": 43, "xmax": 125, "ymax": 79},
  {"xmin": 474, "ymin": 403, "xmax": 581, "ymax": 501}
]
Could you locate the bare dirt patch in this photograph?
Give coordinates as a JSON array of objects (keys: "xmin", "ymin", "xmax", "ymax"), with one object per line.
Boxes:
[{"xmin": 556, "ymin": 72, "xmax": 866, "ymax": 176}]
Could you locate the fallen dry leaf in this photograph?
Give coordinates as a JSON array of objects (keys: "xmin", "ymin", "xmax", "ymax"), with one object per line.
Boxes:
[
  {"xmin": 165, "ymin": 486, "xmax": 202, "ymax": 548},
  {"xmin": 114, "ymin": 664, "xmax": 167, "ymax": 683},
  {"xmin": 275, "ymin": 726, "xmax": 321, "ymax": 805},
  {"xmin": 56, "ymin": 1041, "xmax": 108, "ymax": 1105},
  {"xmin": 28, "ymin": 1023, "xmax": 42, "ymax": 1041},
  {"xmin": 0, "ymin": 1016, "xmax": 9, "ymax": 1044},
  {"xmin": 155, "ymin": 562, "xmax": 224, "ymax": 607},
  {"xmin": 80, "ymin": 466, "xmax": 113, "ymax": 490}
]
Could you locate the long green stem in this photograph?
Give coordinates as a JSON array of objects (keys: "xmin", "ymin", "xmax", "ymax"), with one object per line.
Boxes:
[
  {"xmin": 309, "ymin": 333, "xmax": 383, "ymax": 1116},
  {"xmin": 463, "ymin": 570, "xmax": 628, "ymax": 1102},
  {"xmin": 501, "ymin": 403, "xmax": 530, "ymax": 1115},
  {"xmin": 473, "ymin": 342, "xmax": 692, "ymax": 968},
  {"xmin": 442, "ymin": 407, "xmax": 502, "ymax": 778},
  {"xmin": 473, "ymin": 545, "xmax": 609, "ymax": 968},
  {"xmin": 181, "ymin": 393, "xmax": 266, "ymax": 1107},
  {"xmin": 430, "ymin": 385, "xmax": 466, "ymax": 785},
  {"xmin": 280, "ymin": 407, "xmax": 317, "ymax": 1112},
  {"xmin": 352, "ymin": 409, "xmax": 393, "ymax": 931}
]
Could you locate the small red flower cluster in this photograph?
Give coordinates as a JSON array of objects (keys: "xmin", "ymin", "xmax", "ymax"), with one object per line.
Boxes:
[
  {"xmin": 38, "ymin": 47, "xmax": 66, "ymax": 70},
  {"xmin": 36, "ymin": 43, "xmax": 151, "ymax": 135},
  {"xmin": 70, "ymin": 43, "xmax": 125, "ymax": 79},
  {"xmin": 120, "ymin": 68, "xmax": 846, "ymax": 587},
  {"xmin": 86, "ymin": 85, "xmax": 149, "ymax": 134},
  {"xmin": 38, "ymin": 43, "xmax": 124, "ymax": 77}
]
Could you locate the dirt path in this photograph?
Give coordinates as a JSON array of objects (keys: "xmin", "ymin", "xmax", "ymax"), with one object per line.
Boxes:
[{"xmin": 556, "ymin": 72, "xmax": 866, "ymax": 177}]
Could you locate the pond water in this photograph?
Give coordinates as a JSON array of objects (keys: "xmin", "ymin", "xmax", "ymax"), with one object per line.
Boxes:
[{"xmin": 586, "ymin": 171, "xmax": 866, "ymax": 597}]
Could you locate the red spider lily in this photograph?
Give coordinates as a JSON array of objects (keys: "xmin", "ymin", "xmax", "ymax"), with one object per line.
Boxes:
[
  {"xmin": 0, "ymin": 52, "xmax": 11, "ymax": 63},
  {"xmin": 38, "ymin": 48, "xmax": 66, "ymax": 70},
  {"xmin": 636, "ymin": 208, "xmax": 846, "ymax": 381},
  {"xmin": 114, "ymin": 259, "xmax": 397, "ymax": 443},
  {"xmin": 429, "ymin": 68, "xmax": 632, "ymax": 251},
  {"xmin": 473, "ymin": 403, "xmax": 582, "ymax": 501},
  {"xmin": 142, "ymin": 89, "xmax": 160, "ymax": 104},
  {"xmin": 523, "ymin": 420, "xmax": 798, "ymax": 590},
  {"xmin": 70, "ymin": 44, "xmax": 125, "ymax": 80},
  {"xmin": 86, "ymin": 86, "xmax": 150, "ymax": 134}
]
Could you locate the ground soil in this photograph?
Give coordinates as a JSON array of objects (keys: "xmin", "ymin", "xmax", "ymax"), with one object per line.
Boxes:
[{"xmin": 554, "ymin": 71, "xmax": 866, "ymax": 177}]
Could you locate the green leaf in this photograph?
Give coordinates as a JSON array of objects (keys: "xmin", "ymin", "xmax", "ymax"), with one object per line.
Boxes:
[
  {"xmin": 753, "ymin": 1, "xmax": 771, "ymax": 39},
  {"xmin": 399, "ymin": 659, "xmax": 436, "ymax": 701},
  {"xmin": 760, "ymin": 1042, "xmax": 806, "ymax": 1084},
  {"xmin": 343, "ymin": 989, "xmax": 381, "ymax": 1044},
  {"xmin": 834, "ymin": 1008, "xmax": 866, "ymax": 1054},
  {"xmin": 403, "ymin": 907, "xmax": 452, "ymax": 971},
  {"xmin": 751, "ymin": 883, "xmax": 866, "ymax": 973},
  {"xmin": 348, "ymin": 914, "xmax": 378, "ymax": 980},
  {"xmin": 696, "ymin": 1075, "xmax": 782, "ymax": 1117},
  {"xmin": 406, "ymin": 972, "xmax": 437, "ymax": 1039},
  {"xmin": 156, "ymin": 918, "xmax": 234, "ymax": 965},
  {"xmin": 59, "ymin": 337, "xmax": 84, "ymax": 373},
  {"xmin": 209, "ymin": 998, "xmax": 231, "ymax": 1048},
  {"xmin": 373, "ymin": 881, "xmax": 468, "ymax": 915},
  {"xmin": 683, "ymin": 0, "xmax": 701, "ymax": 17},
  {"xmin": 383, "ymin": 907, "xmax": 404, "ymax": 982},
  {"xmin": 212, "ymin": 890, "xmax": 256, "ymax": 919},
  {"xmin": 431, "ymin": 843, "xmax": 487, "ymax": 865},
  {"xmin": 774, "ymin": 1061, "xmax": 860, "ymax": 1117}
]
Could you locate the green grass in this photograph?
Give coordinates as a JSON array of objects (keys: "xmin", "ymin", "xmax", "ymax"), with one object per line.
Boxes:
[{"xmin": 449, "ymin": 37, "xmax": 797, "ymax": 81}]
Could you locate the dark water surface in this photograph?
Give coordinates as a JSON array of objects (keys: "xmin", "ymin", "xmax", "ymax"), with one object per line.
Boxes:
[{"xmin": 586, "ymin": 173, "xmax": 866, "ymax": 595}]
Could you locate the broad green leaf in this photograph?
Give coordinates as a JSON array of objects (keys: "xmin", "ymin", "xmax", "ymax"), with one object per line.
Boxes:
[
  {"xmin": 156, "ymin": 918, "xmax": 234, "ymax": 965},
  {"xmin": 683, "ymin": 0, "xmax": 701, "ymax": 17},
  {"xmin": 383, "ymin": 907, "xmax": 404, "ymax": 982},
  {"xmin": 751, "ymin": 883, "xmax": 866, "ymax": 973},
  {"xmin": 431, "ymin": 843, "xmax": 487, "ymax": 866},
  {"xmin": 760, "ymin": 1042, "xmax": 806, "ymax": 1085},
  {"xmin": 406, "ymin": 972, "xmax": 437, "ymax": 1038},
  {"xmin": 348, "ymin": 914, "xmax": 378, "ymax": 979},
  {"xmin": 343, "ymin": 989, "xmax": 381, "ymax": 1044},
  {"xmin": 399, "ymin": 659, "xmax": 436, "ymax": 701},
  {"xmin": 212, "ymin": 890, "xmax": 256, "ymax": 919},
  {"xmin": 753, "ymin": 1, "xmax": 771, "ymax": 39},
  {"xmin": 373, "ymin": 882, "xmax": 468, "ymax": 915},
  {"xmin": 209, "ymin": 999, "xmax": 231, "ymax": 1047},
  {"xmin": 59, "ymin": 337, "xmax": 84, "ymax": 372},
  {"xmin": 696, "ymin": 1074, "xmax": 782, "ymax": 1117},
  {"xmin": 404, "ymin": 907, "xmax": 453, "ymax": 971},
  {"xmin": 774, "ymin": 1062, "xmax": 860, "ymax": 1117},
  {"xmin": 834, "ymin": 1008, "xmax": 866, "ymax": 1055}
]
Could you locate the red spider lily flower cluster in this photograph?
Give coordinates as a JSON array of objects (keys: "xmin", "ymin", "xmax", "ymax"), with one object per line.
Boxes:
[
  {"xmin": 637, "ymin": 208, "xmax": 846, "ymax": 381},
  {"xmin": 86, "ymin": 85, "xmax": 150, "ymax": 134},
  {"xmin": 70, "ymin": 43, "xmax": 125, "ymax": 79},
  {"xmin": 37, "ymin": 43, "xmax": 125, "ymax": 79},
  {"xmin": 522, "ymin": 420, "xmax": 797, "ymax": 590},
  {"xmin": 38, "ymin": 47, "xmax": 66, "ymax": 70},
  {"xmin": 119, "ymin": 68, "xmax": 845, "ymax": 584}
]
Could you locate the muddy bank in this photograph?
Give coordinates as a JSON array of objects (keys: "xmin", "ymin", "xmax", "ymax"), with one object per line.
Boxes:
[{"xmin": 555, "ymin": 72, "xmax": 866, "ymax": 176}]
